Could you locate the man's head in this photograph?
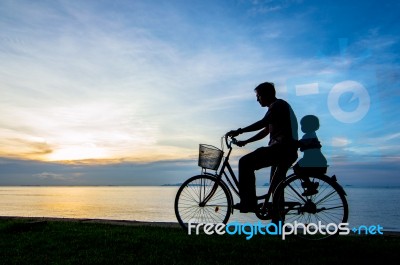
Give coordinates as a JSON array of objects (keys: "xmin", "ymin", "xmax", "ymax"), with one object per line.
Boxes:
[{"xmin": 254, "ymin": 82, "xmax": 277, "ymax": 107}]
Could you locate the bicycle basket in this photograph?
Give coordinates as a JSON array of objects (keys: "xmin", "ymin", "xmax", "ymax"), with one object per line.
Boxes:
[{"xmin": 198, "ymin": 144, "xmax": 223, "ymax": 170}]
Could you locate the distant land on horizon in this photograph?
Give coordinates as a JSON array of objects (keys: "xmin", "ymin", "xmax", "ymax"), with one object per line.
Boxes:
[{"xmin": 0, "ymin": 184, "xmax": 400, "ymax": 189}]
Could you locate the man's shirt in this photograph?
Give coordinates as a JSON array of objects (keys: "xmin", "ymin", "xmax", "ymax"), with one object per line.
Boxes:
[{"xmin": 262, "ymin": 99, "xmax": 298, "ymax": 146}]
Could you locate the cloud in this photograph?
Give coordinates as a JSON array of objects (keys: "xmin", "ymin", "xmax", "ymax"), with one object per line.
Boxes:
[
  {"xmin": 328, "ymin": 155, "xmax": 400, "ymax": 186},
  {"xmin": 32, "ymin": 172, "xmax": 81, "ymax": 182},
  {"xmin": 1, "ymin": 1, "xmax": 276, "ymax": 162},
  {"xmin": 1, "ymin": 155, "xmax": 399, "ymax": 186},
  {"xmin": 331, "ymin": 137, "xmax": 351, "ymax": 147},
  {"xmin": 246, "ymin": 0, "xmax": 302, "ymax": 15},
  {"xmin": 0, "ymin": 157, "xmax": 198, "ymax": 186},
  {"xmin": 0, "ymin": 0, "xmax": 399, "ymax": 187},
  {"xmin": 0, "ymin": 135, "xmax": 53, "ymax": 159},
  {"xmin": 377, "ymin": 132, "xmax": 400, "ymax": 142}
]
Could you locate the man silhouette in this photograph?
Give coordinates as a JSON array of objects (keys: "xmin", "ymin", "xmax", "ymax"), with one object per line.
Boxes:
[{"xmin": 226, "ymin": 82, "xmax": 298, "ymax": 213}]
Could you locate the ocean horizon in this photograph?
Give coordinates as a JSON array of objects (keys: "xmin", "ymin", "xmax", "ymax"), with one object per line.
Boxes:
[{"xmin": 0, "ymin": 185, "xmax": 399, "ymax": 232}]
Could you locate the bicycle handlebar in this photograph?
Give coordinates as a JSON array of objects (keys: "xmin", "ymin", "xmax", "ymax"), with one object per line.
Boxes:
[{"xmin": 224, "ymin": 135, "xmax": 238, "ymax": 149}]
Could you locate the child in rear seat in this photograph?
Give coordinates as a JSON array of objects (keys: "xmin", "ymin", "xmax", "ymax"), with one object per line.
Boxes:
[{"xmin": 297, "ymin": 115, "xmax": 328, "ymax": 196}]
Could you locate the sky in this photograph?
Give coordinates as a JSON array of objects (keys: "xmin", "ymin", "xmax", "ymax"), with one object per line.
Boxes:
[{"xmin": 0, "ymin": 0, "xmax": 399, "ymax": 186}]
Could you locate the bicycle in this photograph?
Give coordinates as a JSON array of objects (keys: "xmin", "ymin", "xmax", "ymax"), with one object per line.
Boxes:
[{"xmin": 174, "ymin": 135, "xmax": 349, "ymax": 240}]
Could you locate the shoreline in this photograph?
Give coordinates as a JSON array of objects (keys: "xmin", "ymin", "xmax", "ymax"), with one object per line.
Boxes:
[
  {"xmin": 1, "ymin": 216, "xmax": 399, "ymax": 237},
  {"xmin": 0, "ymin": 215, "xmax": 181, "ymax": 228}
]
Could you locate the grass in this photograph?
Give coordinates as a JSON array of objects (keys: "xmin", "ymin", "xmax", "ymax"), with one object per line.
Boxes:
[{"xmin": 0, "ymin": 218, "xmax": 399, "ymax": 265}]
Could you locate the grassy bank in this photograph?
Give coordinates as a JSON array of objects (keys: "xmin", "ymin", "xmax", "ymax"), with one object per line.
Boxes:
[{"xmin": 0, "ymin": 218, "xmax": 399, "ymax": 265}]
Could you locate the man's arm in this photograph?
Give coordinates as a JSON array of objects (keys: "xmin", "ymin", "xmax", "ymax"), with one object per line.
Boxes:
[
  {"xmin": 227, "ymin": 114, "xmax": 269, "ymax": 137},
  {"xmin": 239, "ymin": 119, "xmax": 268, "ymax": 134},
  {"xmin": 237, "ymin": 127, "xmax": 269, "ymax": 147},
  {"xmin": 226, "ymin": 108, "xmax": 271, "ymax": 137}
]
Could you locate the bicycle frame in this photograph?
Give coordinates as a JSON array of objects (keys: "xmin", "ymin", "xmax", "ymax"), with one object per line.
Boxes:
[
  {"xmin": 200, "ymin": 136, "xmax": 293, "ymax": 214},
  {"xmin": 201, "ymin": 136, "xmax": 277, "ymax": 210}
]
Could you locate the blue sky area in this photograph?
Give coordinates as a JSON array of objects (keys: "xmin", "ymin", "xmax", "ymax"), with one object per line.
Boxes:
[{"xmin": 0, "ymin": 0, "xmax": 399, "ymax": 186}]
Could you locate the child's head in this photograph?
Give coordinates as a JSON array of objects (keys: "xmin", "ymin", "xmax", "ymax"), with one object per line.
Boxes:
[{"xmin": 300, "ymin": 115, "xmax": 320, "ymax": 133}]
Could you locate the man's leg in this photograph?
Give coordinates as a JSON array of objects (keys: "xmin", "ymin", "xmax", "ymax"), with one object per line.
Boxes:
[
  {"xmin": 270, "ymin": 146, "xmax": 298, "ymax": 224},
  {"xmin": 238, "ymin": 147, "xmax": 273, "ymax": 211}
]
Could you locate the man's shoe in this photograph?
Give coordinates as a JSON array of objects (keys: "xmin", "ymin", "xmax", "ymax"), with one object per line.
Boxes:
[
  {"xmin": 302, "ymin": 188, "xmax": 318, "ymax": 196},
  {"xmin": 302, "ymin": 182, "xmax": 319, "ymax": 196}
]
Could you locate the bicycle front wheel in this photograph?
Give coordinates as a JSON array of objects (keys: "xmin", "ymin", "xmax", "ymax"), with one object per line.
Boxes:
[
  {"xmin": 174, "ymin": 175, "xmax": 232, "ymax": 230},
  {"xmin": 273, "ymin": 174, "xmax": 349, "ymax": 240}
]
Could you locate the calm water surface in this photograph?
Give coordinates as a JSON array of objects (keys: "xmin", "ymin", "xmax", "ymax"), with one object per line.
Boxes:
[{"xmin": 0, "ymin": 186, "xmax": 399, "ymax": 231}]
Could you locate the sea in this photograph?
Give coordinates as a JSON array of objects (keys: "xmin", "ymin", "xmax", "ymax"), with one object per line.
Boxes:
[{"xmin": 0, "ymin": 186, "xmax": 399, "ymax": 232}]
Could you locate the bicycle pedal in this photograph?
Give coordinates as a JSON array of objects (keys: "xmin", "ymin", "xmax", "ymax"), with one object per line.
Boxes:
[{"xmin": 255, "ymin": 210, "xmax": 272, "ymax": 220}]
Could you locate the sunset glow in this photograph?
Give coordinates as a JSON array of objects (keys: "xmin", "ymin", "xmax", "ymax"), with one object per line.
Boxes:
[{"xmin": 0, "ymin": 0, "xmax": 399, "ymax": 185}]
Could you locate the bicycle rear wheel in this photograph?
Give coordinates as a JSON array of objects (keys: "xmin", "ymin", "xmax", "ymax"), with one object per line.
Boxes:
[
  {"xmin": 174, "ymin": 175, "xmax": 232, "ymax": 230},
  {"xmin": 273, "ymin": 174, "xmax": 348, "ymax": 240}
]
